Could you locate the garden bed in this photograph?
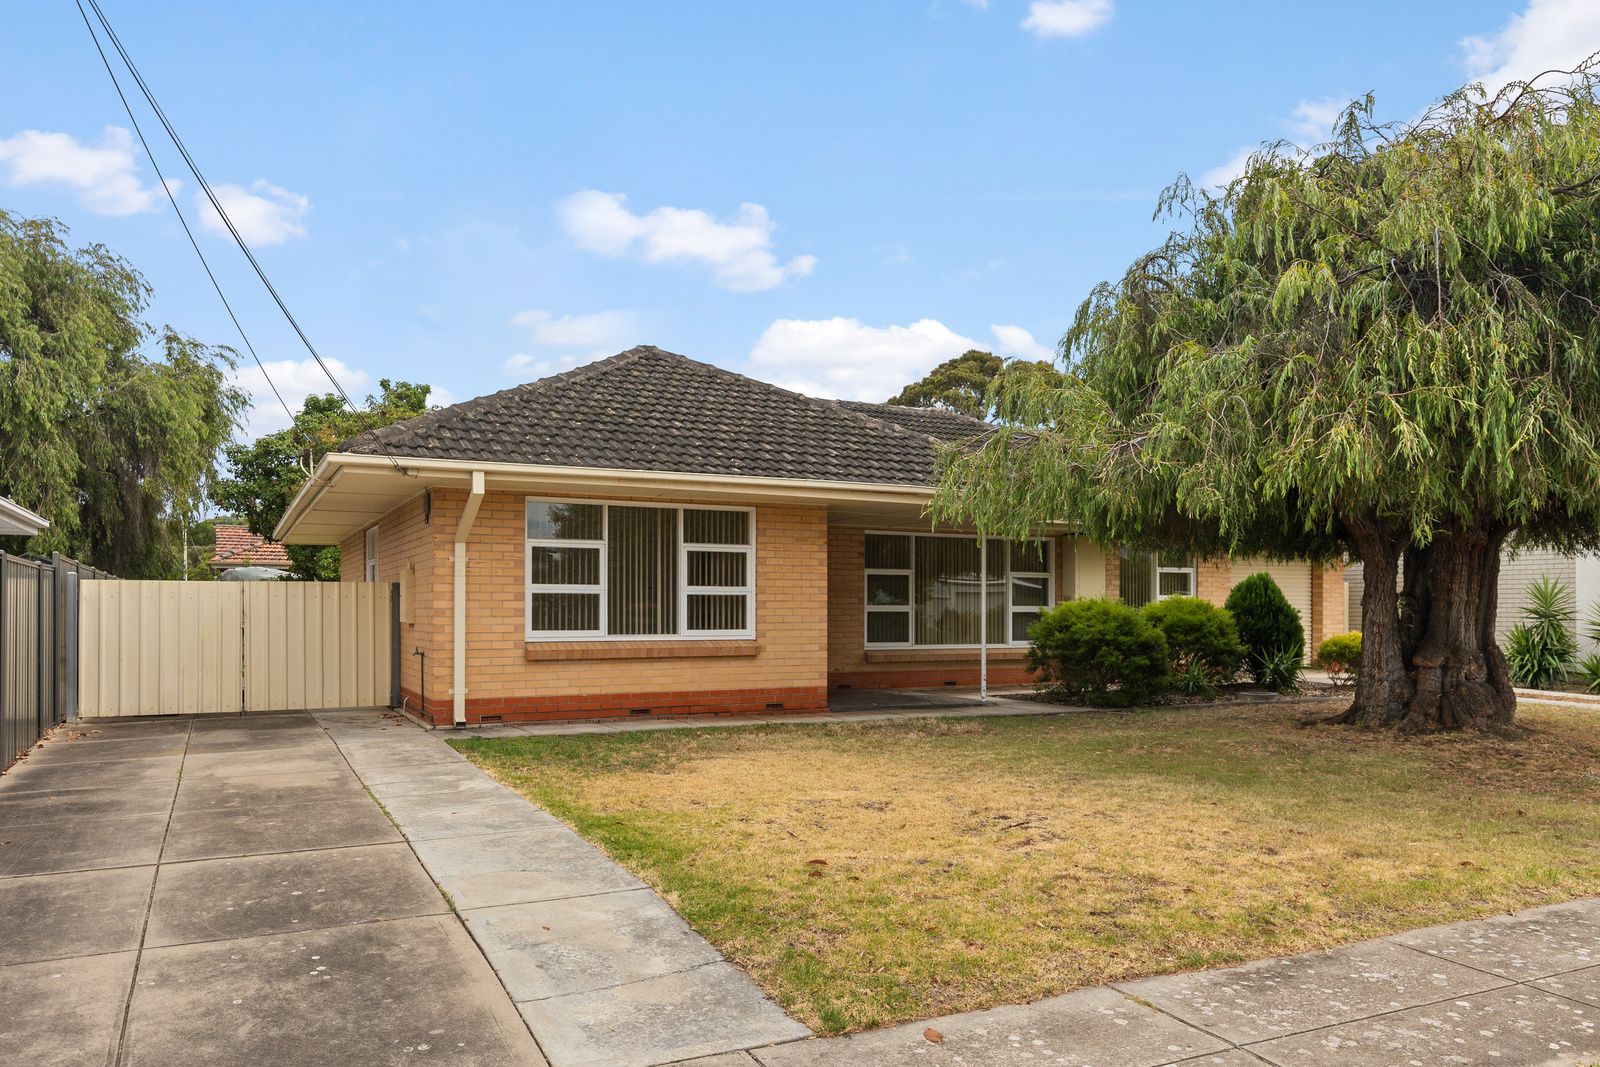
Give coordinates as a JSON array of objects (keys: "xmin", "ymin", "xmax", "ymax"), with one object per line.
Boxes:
[{"xmin": 452, "ymin": 701, "xmax": 1600, "ymax": 1034}]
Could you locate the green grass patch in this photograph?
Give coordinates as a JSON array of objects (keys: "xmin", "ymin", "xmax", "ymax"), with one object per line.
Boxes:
[{"xmin": 452, "ymin": 703, "xmax": 1600, "ymax": 1034}]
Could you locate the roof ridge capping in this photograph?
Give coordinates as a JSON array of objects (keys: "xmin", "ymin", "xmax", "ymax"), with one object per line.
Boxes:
[{"xmin": 644, "ymin": 347, "xmax": 970, "ymax": 448}]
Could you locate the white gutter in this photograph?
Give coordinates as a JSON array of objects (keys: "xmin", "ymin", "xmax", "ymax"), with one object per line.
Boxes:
[
  {"xmin": 451, "ymin": 470, "xmax": 485, "ymax": 727},
  {"xmin": 0, "ymin": 495, "xmax": 50, "ymax": 537},
  {"xmin": 274, "ymin": 452, "xmax": 944, "ymax": 542}
]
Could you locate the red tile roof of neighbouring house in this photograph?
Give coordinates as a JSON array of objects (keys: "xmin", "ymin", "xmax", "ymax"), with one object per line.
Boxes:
[
  {"xmin": 340, "ymin": 345, "xmax": 994, "ymax": 485},
  {"xmin": 210, "ymin": 524, "xmax": 292, "ymax": 569}
]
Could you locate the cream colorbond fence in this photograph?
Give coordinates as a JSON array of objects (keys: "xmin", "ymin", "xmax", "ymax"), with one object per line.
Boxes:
[{"xmin": 79, "ymin": 581, "xmax": 395, "ymax": 718}]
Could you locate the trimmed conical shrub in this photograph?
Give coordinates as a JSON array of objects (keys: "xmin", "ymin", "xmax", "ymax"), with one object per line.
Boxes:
[{"xmin": 1224, "ymin": 572, "xmax": 1304, "ymax": 684}]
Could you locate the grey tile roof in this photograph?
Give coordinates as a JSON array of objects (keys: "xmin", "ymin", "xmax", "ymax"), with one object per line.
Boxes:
[
  {"xmin": 344, "ymin": 346, "xmax": 992, "ymax": 486},
  {"xmin": 835, "ymin": 400, "xmax": 990, "ymax": 442}
]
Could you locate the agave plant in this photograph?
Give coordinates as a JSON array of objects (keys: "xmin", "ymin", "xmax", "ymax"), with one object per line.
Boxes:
[{"xmin": 1504, "ymin": 577, "xmax": 1578, "ymax": 689}]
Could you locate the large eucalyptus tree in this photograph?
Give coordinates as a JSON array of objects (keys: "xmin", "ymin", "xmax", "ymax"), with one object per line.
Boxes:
[{"xmin": 934, "ymin": 66, "xmax": 1600, "ymax": 731}]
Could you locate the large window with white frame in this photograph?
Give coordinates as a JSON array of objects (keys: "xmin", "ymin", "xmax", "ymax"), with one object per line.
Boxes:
[
  {"xmin": 864, "ymin": 532, "xmax": 1053, "ymax": 648},
  {"xmin": 525, "ymin": 498, "xmax": 755, "ymax": 640}
]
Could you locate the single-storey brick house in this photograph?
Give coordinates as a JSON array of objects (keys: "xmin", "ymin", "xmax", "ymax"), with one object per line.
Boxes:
[{"xmin": 275, "ymin": 346, "xmax": 1346, "ymax": 726}]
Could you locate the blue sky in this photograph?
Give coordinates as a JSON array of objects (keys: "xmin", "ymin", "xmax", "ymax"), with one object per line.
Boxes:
[{"xmin": 4, "ymin": 0, "xmax": 1596, "ymax": 437}]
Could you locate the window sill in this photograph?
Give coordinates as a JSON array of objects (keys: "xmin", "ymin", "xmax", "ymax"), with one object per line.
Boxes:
[
  {"xmin": 863, "ymin": 647, "xmax": 1029, "ymax": 663},
  {"xmin": 525, "ymin": 640, "xmax": 761, "ymax": 662}
]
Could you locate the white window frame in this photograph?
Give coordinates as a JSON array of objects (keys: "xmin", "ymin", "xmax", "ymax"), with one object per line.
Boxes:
[
  {"xmin": 524, "ymin": 497, "xmax": 756, "ymax": 642},
  {"xmin": 364, "ymin": 527, "xmax": 379, "ymax": 583},
  {"xmin": 863, "ymin": 531, "xmax": 1053, "ymax": 650},
  {"xmin": 1007, "ymin": 543, "xmax": 1054, "ymax": 644},
  {"xmin": 679, "ymin": 509, "xmax": 757, "ymax": 638},
  {"xmin": 1155, "ymin": 553, "xmax": 1196, "ymax": 601}
]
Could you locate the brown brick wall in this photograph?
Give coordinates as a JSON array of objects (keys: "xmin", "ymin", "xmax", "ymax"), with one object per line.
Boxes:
[
  {"xmin": 1195, "ymin": 557, "xmax": 1232, "ymax": 606},
  {"xmin": 339, "ymin": 492, "xmax": 441, "ymax": 708},
  {"xmin": 386, "ymin": 488, "xmax": 828, "ymax": 723},
  {"xmin": 1309, "ymin": 559, "xmax": 1347, "ymax": 652}
]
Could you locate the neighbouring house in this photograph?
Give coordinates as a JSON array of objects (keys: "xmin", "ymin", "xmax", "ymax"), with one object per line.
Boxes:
[
  {"xmin": 208, "ymin": 523, "xmax": 293, "ymax": 577},
  {"xmin": 273, "ymin": 346, "xmax": 1347, "ymax": 725},
  {"xmin": 0, "ymin": 495, "xmax": 49, "ymax": 538},
  {"xmin": 1345, "ymin": 550, "xmax": 1600, "ymax": 654}
]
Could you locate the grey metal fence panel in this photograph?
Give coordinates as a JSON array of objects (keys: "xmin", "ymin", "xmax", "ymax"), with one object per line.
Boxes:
[{"xmin": 1, "ymin": 551, "xmax": 105, "ymax": 773}]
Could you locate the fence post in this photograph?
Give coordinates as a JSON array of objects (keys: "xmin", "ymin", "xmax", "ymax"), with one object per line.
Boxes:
[
  {"xmin": 36, "ymin": 557, "xmax": 46, "ymax": 737},
  {"xmin": 390, "ymin": 581, "xmax": 401, "ymax": 709},
  {"xmin": 0, "ymin": 553, "xmax": 8, "ymax": 765}
]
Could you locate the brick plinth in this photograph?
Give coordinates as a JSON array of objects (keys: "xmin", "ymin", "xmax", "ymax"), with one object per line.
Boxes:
[{"xmin": 400, "ymin": 684, "xmax": 829, "ymax": 725}]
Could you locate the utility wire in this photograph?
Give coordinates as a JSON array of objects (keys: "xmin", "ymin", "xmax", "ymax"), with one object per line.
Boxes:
[
  {"xmin": 71, "ymin": 0, "xmax": 297, "ymax": 432},
  {"xmin": 81, "ymin": 0, "xmax": 407, "ymax": 474}
]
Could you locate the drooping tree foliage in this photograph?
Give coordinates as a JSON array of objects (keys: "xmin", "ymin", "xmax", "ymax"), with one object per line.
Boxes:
[
  {"xmin": 0, "ymin": 211, "xmax": 245, "ymax": 576},
  {"xmin": 934, "ymin": 64, "xmax": 1600, "ymax": 731},
  {"xmin": 888, "ymin": 349, "xmax": 1060, "ymax": 420},
  {"xmin": 215, "ymin": 380, "xmax": 432, "ymax": 579}
]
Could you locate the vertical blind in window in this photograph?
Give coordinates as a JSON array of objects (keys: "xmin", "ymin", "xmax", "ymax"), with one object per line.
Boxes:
[
  {"xmin": 1119, "ymin": 548, "xmax": 1195, "ymax": 608},
  {"xmin": 525, "ymin": 500, "xmax": 754, "ymax": 639},
  {"xmin": 866, "ymin": 533, "xmax": 1052, "ymax": 647},
  {"xmin": 608, "ymin": 506, "xmax": 677, "ymax": 635}
]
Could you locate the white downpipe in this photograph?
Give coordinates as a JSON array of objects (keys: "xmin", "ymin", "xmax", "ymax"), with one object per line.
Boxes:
[
  {"xmin": 979, "ymin": 535, "xmax": 988, "ymax": 703},
  {"xmin": 452, "ymin": 470, "xmax": 485, "ymax": 726}
]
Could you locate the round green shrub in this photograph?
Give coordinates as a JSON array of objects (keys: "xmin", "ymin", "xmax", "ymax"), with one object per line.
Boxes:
[
  {"xmin": 1314, "ymin": 631, "xmax": 1362, "ymax": 685},
  {"xmin": 1026, "ymin": 598, "xmax": 1168, "ymax": 707},
  {"xmin": 1139, "ymin": 596, "xmax": 1244, "ymax": 676},
  {"xmin": 1223, "ymin": 572, "xmax": 1304, "ymax": 684}
]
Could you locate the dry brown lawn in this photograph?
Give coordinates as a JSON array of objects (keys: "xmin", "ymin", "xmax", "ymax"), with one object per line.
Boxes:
[{"xmin": 453, "ymin": 701, "xmax": 1600, "ymax": 1034}]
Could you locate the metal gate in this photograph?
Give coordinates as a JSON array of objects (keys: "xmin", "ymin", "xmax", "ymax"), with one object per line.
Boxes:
[{"xmin": 78, "ymin": 581, "xmax": 397, "ymax": 718}]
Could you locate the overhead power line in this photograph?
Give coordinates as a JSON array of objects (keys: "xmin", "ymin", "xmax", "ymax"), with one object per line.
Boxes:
[
  {"xmin": 71, "ymin": 0, "xmax": 296, "ymax": 432},
  {"xmin": 77, "ymin": 0, "xmax": 407, "ymax": 474}
]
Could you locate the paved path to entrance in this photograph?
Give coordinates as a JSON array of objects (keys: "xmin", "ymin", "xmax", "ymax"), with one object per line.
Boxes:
[
  {"xmin": 0, "ymin": 712, "xmax": 543, "ymax": 1067},
  {"xmin": 319, "ymin": 708, "xmax": 809, "ymax": 1067}
]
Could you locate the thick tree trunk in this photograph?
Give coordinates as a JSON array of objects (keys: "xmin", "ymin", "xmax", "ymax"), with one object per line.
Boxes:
[
  {"xmin": 1336, "ymin": 522, "xmax": 1516, "ymax": 731},
  {"xmin": 1394, "ymin": 527, "xmax": 1515, "ymax": 731},
  {"xmin": 1341, "ymin": 521, "xmax": 1411, "ymax": 726}
]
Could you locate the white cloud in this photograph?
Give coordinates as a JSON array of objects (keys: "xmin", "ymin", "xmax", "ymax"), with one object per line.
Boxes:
[
  {"xmin": 1201, "ymin": 95, "xmax": 1351, "ymax": 190},
  {"xmin": 990, "ymin": 324, "xmax": 1054, "ymax": 361},
  {"xmin": 502, "ymin": 352, "xmax": 587, "ymax": 380},
  {"xmin": 0, "ymin": 126, "xmax": 169, "ymax": 215},
  {"xmin": 1200, "ymin": 146, "xmax": 1258, "ymax": 190},
  {"xmin": 559, "ymin": 189, "xmax": 816, "ymax": 292},
  {"xmin": 197, "ymin": 179, "xmax": 309, "ymax": 245},
  {"xmin": 748, "ymin": 317, "xmax": 979, "ymax": 401},
  {"xmin": 1022, "ymin": 0, "xmax": 1113, "ymax": 39},
  {"xmin": 509, "ymin": 308, "xmax": 635, "ymax": 349},
  {"xmin": 232, "ymin": 356, "xmax": 370, "ymax": 437},
  {"xmin": 1461, "ymin": 0, "xmax": 1600, "ymax": 95},
  {"xmin": 1287, "ymin": 96, "xmax": 1348, "ymax": 143}
]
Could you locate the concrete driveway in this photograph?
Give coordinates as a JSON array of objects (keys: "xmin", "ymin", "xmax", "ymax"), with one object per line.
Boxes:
[{"xmin": 0, "ymin": 713, "xmax": 543, "ymax": 1067}]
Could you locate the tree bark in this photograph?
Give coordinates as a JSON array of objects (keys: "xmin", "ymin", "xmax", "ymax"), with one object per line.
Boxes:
[
  {"xmin": 1394, "ymin": 526, "xmax": 1515, "ymax": 731},
  {"xmin": 1340, "ymin": 519, "xmax": 1411, "ymax": 726},
  {"xmin": 1337, "ymin": 521, "xmax": 1516, "ymax": 731}
]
